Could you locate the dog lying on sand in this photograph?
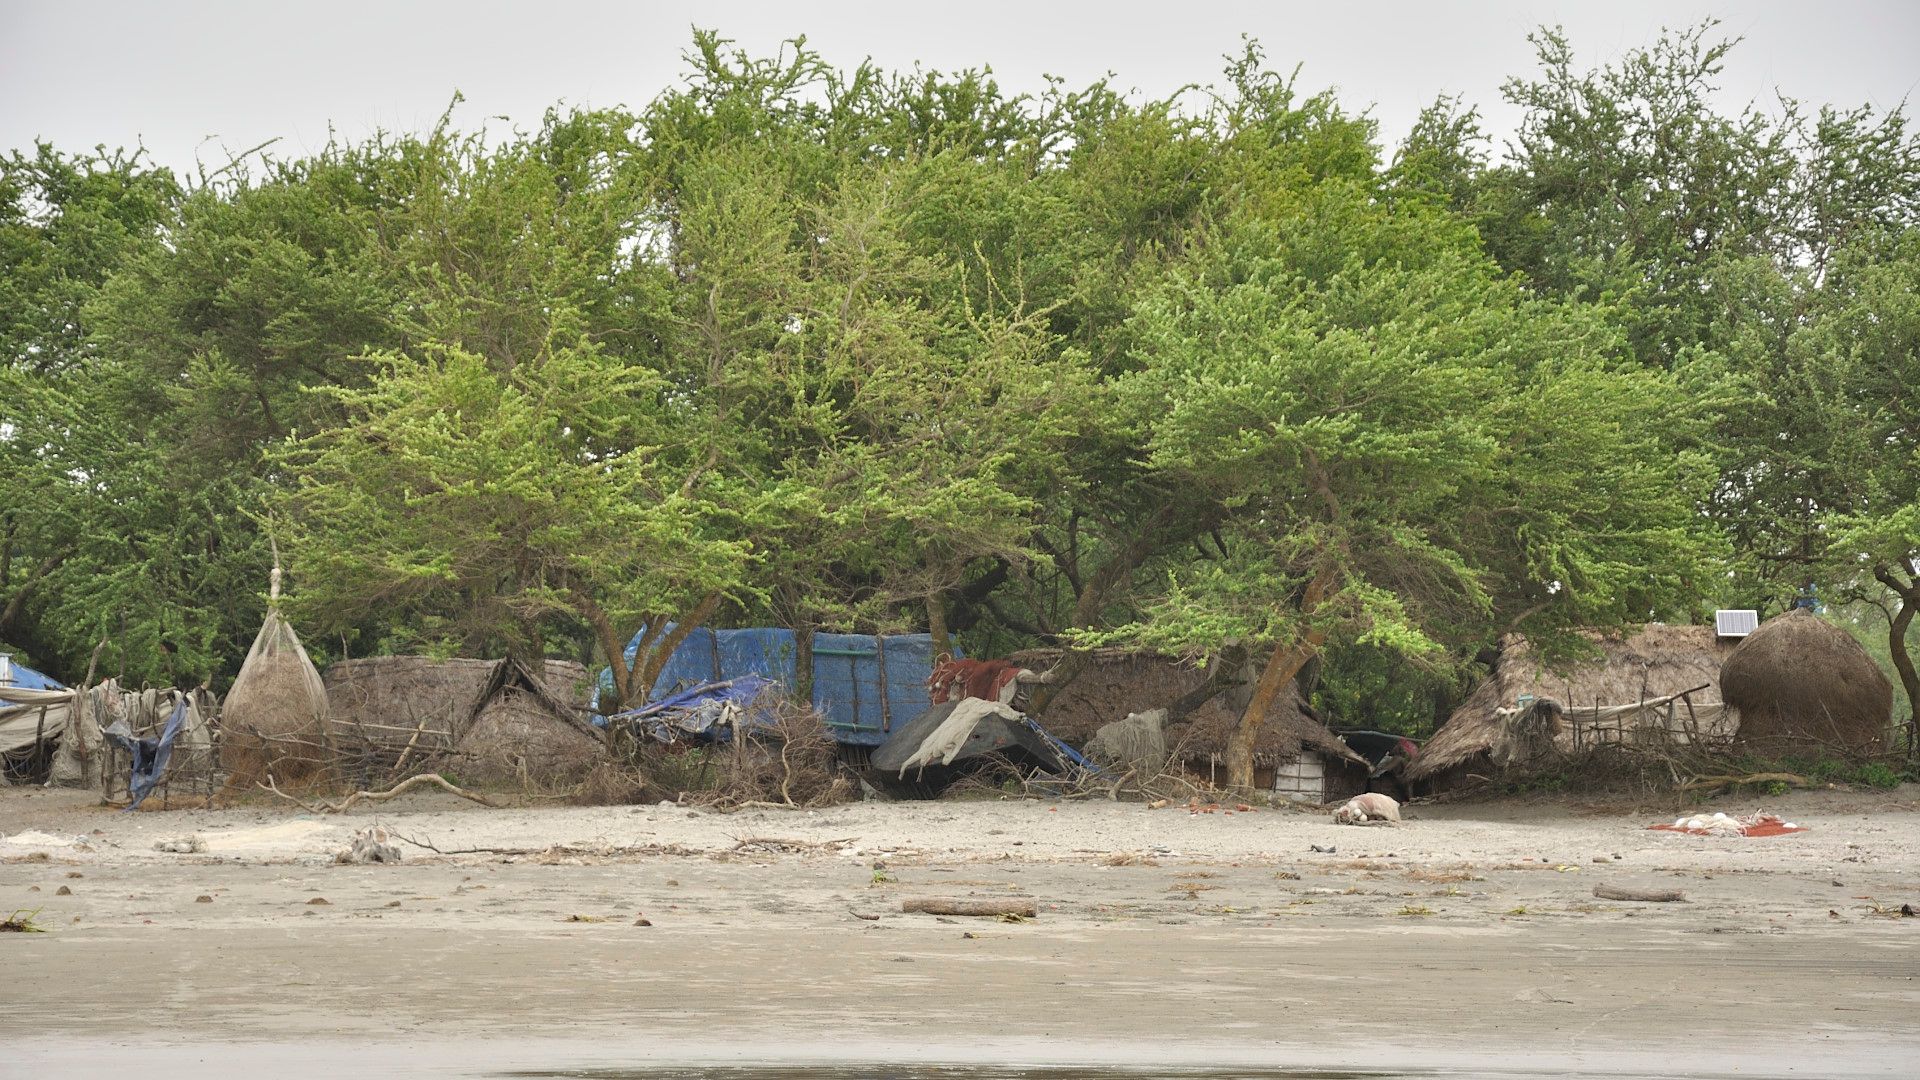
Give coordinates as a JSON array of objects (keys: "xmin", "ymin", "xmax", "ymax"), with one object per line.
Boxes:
[{"xmin": 1332, "ymin": 792, "xmax": 1401, "ymax": 825}]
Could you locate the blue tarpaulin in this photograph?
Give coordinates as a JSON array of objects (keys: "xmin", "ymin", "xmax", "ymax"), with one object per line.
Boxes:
[
  {"xmin": 0, "ymin": 655, "xmax": 64, "ymax": 691},
  {"xmin": 605, "ymin": 675, "xmax": 780, "ymax": 743},
  {"xmin": 102, "ymin": 697, "xmax": 188, "ymax": 811},
  {"xmin": 598, "ymin": 627, "xmax": 956, "ymax": 746}
]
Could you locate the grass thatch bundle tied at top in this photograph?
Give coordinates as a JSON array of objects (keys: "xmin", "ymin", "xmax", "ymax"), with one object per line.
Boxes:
[
  {"xmin": 1721, "ymin": 609, "xmax": 1894, "ymax": 757},
  {"xmin": 218, "ymin": 607, "xmax": 332, "ymax": 792}
]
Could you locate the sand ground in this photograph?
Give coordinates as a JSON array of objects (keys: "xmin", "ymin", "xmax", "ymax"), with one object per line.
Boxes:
[{"xmin": 2, "ymin": 784, "xmax": 1917, "ymax": 1078}]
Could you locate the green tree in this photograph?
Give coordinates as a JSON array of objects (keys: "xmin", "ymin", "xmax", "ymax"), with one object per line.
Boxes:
[
  {"xmin": 0, "ymin": 144, "xmax": 186, "ymax": 680},
  {"xmin": 1103, "ymin": 190, "xmax": 1717, "ymax": 789},
  {"xmin": 1791, "ymin": 230, "xmax": 1920, "ymax": 741}
]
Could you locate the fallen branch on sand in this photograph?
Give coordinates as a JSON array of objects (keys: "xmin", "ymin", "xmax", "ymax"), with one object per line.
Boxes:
[
  {"xmin": 260, "ymin": 772, "xmax": 501, "ymax": 814},
  {"xmin": 902, "ymin": 897, "xmax": 1038, "ymax": 918},
  {"xmin": 1593, "ymin": 884, "xmax": 1687, "ymax": 903},
  {"xmin": 1678, "ymin": 771, "xmax": 1807, "ymax": 794}
]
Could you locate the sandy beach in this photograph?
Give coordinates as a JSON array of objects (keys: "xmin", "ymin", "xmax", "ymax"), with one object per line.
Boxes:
[{"xmin": 3, "ymin": 785, "xmax": 1917, "ymax": 1078}]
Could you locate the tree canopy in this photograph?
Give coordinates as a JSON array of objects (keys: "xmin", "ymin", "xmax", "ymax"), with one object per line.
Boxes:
[{"xmin": 3, "ymin": 22, "xmax": 1914, "ymax": 763}]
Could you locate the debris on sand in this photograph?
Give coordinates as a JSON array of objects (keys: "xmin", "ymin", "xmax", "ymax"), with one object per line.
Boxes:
[
  {"xmin": 334, "ymin": 826, "xmax": 402, "ymax": 864},
  {"xmin": 1650, "ymin": 812, "xmax": 1804, "ymax": 838},
  {"xmin": 2, "ymin": 908, "xmax": 47, "ymax": 933}
]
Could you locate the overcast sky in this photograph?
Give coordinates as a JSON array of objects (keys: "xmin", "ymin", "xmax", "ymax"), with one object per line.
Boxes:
[{"xmin": 3, "ymin": 1, "xmax": 1917, "ymax": 177}]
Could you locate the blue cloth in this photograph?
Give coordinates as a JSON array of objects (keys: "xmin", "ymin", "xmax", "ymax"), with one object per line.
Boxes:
[
  {"xmin": 596, "ymin": 627, "xmax": 955, "ymax": 745},
  {"xmin": 103, "ymin": 698, "xmax": 188, "ymax": 811}
]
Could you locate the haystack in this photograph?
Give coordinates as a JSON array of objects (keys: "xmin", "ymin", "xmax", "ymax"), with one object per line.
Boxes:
[
  {"xmin": 1010, "ymin": 647, "xmax": 1363, "ymax": 777},
  {"xmin": 1721, "ymin": 609, "xmax": 1893, "ymax": 756},
  {"xmin": 1408, "ymin": 625, "xmax": 1739, "ymax": 783},
  {"xmin": 219, "ymin": 608, "xmax": 331, "ymax": 791}
]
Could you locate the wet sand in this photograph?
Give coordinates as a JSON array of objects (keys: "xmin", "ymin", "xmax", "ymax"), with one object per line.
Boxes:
[{"xmin": 3, "ymin": 786, "xmax": 1917, "ymax": 1077}]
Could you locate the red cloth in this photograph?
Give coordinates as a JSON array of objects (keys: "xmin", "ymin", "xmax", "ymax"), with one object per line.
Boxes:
[{"xmin": 926, "ymin": 658, "xmax": 1025, "ymax": 704}]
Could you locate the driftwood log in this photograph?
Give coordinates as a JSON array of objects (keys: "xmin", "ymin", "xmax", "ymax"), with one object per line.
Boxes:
[
  {"xmin": 901, "ymin": 897, "xmax": 1038, "ymax": 918},
  {"xmin": 1594, "ymin": 884, "xmax": 1687, "ymax": 903}
]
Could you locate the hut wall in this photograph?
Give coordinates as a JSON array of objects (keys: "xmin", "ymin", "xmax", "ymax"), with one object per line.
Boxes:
[
  {"xmin": 1411, "ymin": 624, "xmax": 1741, "ymax": 783},
  {"xmin": 1271, "ymin": 753, "xmax": 1325, "ymax": 801}
]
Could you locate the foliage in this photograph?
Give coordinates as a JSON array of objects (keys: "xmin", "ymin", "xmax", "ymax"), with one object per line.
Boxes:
[{"xmin": 1, "ymin": 25, "xmax": 1914, "ymax": 774}]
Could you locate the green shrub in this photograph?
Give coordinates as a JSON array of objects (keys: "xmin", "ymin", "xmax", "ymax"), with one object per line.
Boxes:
[{"xmin": 1854, "ymin": 762, "xmax": 1901, "ymax": 789}]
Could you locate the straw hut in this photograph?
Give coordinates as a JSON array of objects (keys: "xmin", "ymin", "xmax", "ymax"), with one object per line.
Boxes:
[
  {"xmin": 1721, "ymin": 609, "xmax": 1893, "ymax": 757},
  {"xmin": 323, "ymin": 656, "xmax": 597, "ymax": 785},
  {"xmin": 1010, "ymin": 647, "xmax": 1368, "ymax": 799},
  {"xmin": 1407, "ymin": 624, "xmax": 1738, "ymax": 786}
]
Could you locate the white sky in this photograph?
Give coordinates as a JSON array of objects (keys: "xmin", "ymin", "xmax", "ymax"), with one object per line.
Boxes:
[{"xmin": 3, "ymin": 1, "xmax": 1917, "ymax": 177}]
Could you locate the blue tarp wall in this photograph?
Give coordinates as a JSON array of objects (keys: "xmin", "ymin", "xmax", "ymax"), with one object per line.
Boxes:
[{"xmin": 601, "ymin": 628, "xmax": 956, "ymax": 746}]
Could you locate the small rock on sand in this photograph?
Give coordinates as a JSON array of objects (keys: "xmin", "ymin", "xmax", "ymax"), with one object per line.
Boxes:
[
  {"xmin": 306, "ymin": 896, "xmax": 330, "ymax": 905},
  {"xmin": 195, "ymin": 895, "xmax": 213, "ymax": 903},
  {"xmin": 55, "ymin": 885, "xmax": 71, "ymax": 895}
]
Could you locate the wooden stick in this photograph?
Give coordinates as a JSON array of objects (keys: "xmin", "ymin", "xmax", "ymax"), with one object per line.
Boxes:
[
  {"xmin": 1594, "ymin": 884, "xmax": 1687, "ymax": 903},
  {"xmin": 1679, "ymin": 771, "xmax": 1807, "ymax": 793},
  {"xmin": 259, "ymin": 771, "xmax": 501, "ymax": 814},
  {"xmin": 390, "ymin": 713, "xmax": 433, "ymax": 776},
  {"xmin": 257, "ymin": 774, "xmax": 328, "ymax": 814},
  {"xmin": 326, "ymin": 719, "xmax": 453, "ymax": 737},
  {"xmin": 902, "ymin": 898, "xmax": 1038, "ymax": 918}
]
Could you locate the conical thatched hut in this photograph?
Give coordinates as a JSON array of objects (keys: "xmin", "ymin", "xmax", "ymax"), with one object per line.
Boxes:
[
  {"xmin": 323, "ymin": 656, "xmax": 597, "ymax": 785},
  {"xmin": 1408, "ymin": 625, "xmax": 1738, "ymax": 785},
  {"xmin": 1721, "ymin": 609, "xmax": 1893, "ymax": 757},
  {"xmin": 1010, "ymin": 647, "xmax": 1367, "ymax": 798}
]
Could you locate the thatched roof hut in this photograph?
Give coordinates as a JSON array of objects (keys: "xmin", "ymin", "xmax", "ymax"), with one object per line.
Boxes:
[
  {"xmin": 323, "ymin": 656, "xmax": 596, "ymax": 784},
  {"xmin": 1721, "ymin": 609, "xmax": 1893, "ymax": 756},
  {"xmin": 1408, "ymin": 625, "xmax": 1738, "ymax": 782},
  {"xmin": 1009, "ymin": 647, "xmax": 1363, "ymax": 771}
]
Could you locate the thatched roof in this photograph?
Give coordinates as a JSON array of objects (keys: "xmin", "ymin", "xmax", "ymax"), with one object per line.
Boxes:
[
  {"xmin": 1408, "ymin": 625, "xmax": 1737, "ymax": 780},
  {"xmin": 323, "ymin": 656, "xmax": 594, "ymax": 773},
  {"xmin": 1722, "ymin": 609, "xmax": 1893, "ymax": 756},
  {"xmin": 1009, "ymin": 647, "xmax": 1361, "ymax": 765}
]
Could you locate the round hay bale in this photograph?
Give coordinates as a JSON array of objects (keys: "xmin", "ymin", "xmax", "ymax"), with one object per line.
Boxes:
[
  {"xmin": 219, "ymin": 611, "xmax": 332, "ymax": 791},
  {"xmin": 1721, "ymin": 609, "xmax": 1893, "ymax": 757}
]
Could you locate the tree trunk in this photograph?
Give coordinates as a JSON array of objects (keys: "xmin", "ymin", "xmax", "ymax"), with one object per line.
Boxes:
[
  {"xmin": 1874, "ymin": 565, "xmax": 1919, "ymax": 757},
  {"xmin": 1224, "ymin": 570, "xmax": 1335, "ymax": 792},
  {"xmin": 633, "ymin": 593, "xmax": 722, "ymax": 704},
  {"xmin": 926, "ymin": 592, "xmax": 951, "ymax": 659},
  {"xmin": 1889, "ymin": 592, "xmax": 1917, "ymax": 756},
  {"xmin": 793, "ymin": 621, "xmax": 815, "ymax": 709},
  {"xmin": 576, "ymin": 593, "xmax": 637, "ymax": 709}
]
